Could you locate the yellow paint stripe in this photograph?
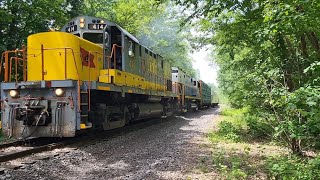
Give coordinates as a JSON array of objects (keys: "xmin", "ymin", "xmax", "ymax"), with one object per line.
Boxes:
[
  {"xmin": 98, "ymin": 86, "xmax": 111, "ymax": 91},
  {"xmin": 185, "ymin": 96, "xmax": 201, "ymax": 100}
]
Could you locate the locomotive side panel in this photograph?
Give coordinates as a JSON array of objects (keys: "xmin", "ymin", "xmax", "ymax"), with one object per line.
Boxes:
[{"xmin": 27, "ymin": 32, "xmax": 103, "ymax": 81}]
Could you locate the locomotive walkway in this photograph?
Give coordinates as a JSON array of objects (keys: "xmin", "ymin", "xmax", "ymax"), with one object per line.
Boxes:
[{"xmin": 1, "ymin": 107, "xmax": 220, "ymax": 179}]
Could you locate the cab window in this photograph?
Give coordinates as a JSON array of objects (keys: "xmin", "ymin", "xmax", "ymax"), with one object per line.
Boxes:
[{"xmin": 83, "ymin": 32, "xmax": 103, "ymax": 43}]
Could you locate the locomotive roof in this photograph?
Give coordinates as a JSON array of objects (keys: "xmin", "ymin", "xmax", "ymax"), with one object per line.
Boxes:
[
  {"xmin": 63, "ymin": 15, "xmax": 140, "ymax": 43},
  {"xmin": 62, "ymin": 16, "xmax": 163, "ymax": 59}
]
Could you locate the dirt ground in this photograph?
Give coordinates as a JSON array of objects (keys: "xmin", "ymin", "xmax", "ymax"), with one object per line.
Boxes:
[{"xmin": 3, "ymin": 107, "xmax": 221, "ymax": 180}]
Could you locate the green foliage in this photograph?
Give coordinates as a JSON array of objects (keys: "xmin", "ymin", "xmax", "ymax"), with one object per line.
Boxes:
[
  {"xmin": 208, "ymin": 107, "xmax": 320, "ymax": 179},
  {"xmin": 85, "ymin": 0, "xmax": 165, "ymax": 35},
  {"xmin": 217, "ymin": 121, "xmax": 241, "ymax": 142},
  {"xmin": 137, "ymin": 3, "xmax": 196, "ymax": 75},
  {"xmin": 208, "ymin": 108, "xmax": 248, "ymax": 142},
  {"xmin": 0, "ymin": 0, "xmax": 69, "ymax": 51},
  {"xmin": 220, "ymin": 108, "xmax": 246, "ymax": 117},
  {"xmin": 210, "ymin": 148, "xmax": 252, "ymax": 179},
  {"xmin": 209, "ymin": 124, "xmax": 320, "ymax": 179},
  {"xmin": 213, "ymin": 107, "xmax": 274, "ymax": 143},
  {"xmin": 244, "ymin": 114, "xmax": 274, "ymax": 140},
  {"xmin": 175, "ymin": 0, "xmax": 320, "ymax": 154},
  {"xmin": 219, "ymin": 108, "xmax": 271, "ymax": 142},
  {"xmin": 267, "ymin": 155, "xmax": 320, "ymax": 179}
]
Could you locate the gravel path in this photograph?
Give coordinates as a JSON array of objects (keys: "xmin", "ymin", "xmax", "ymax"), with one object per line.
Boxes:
[{"xmin": 4, "ymin": 107, "xmax": 220, "ymax": 180}]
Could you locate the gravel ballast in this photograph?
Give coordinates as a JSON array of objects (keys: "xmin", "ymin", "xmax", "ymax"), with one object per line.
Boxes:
[{"xmin": 3, "ymin": 107, "xmax": 220, "ymax": 180}]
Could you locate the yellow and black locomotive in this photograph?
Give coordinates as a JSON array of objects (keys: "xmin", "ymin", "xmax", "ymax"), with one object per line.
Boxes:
[{"xmin": 0, "ymin": 16, "xmax": 214, "ymax": 138}]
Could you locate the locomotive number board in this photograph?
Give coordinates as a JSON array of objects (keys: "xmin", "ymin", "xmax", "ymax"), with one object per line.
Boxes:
[
  {"xmin": 88, "ymin": 24, "xmax": 106, "ymax": 30},
  {"xmin": 65, "ymin": 25, "xmax": 78, "ymax": 33}
]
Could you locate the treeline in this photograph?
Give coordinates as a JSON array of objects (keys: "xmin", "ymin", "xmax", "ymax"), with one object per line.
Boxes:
[
  {"xmin": 175, "ymin": 0, "xmax": 320, "ymax": 154},
  {"xmin": 0, "ymin": 0, "xmax": 195, "ymax": 76}
]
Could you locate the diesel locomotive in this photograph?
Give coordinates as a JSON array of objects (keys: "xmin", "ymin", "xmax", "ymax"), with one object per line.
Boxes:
[{"xmin": 0, "ymin": 16, "xmax": 215, "ymax": 138}]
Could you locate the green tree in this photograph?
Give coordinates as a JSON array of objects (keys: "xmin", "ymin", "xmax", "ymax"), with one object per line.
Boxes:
[
  {"xmin": 66, "ymin": 0, "xmax": 86, "ymax": 18},
  {"xmin": 83, "ymin": 0, "xmax": 115, "ymax": 17},
  {"xmin": 175, "ymin": 0, "xmax": 320, "ymax": 154},
  {"xmin": 138, "ymin": 3, "xmax": 195, "ymax": 76},
  {"xmin": 83, "ymin": 0, "xmax": 165, "ymax": 35},
  {"xmin": 0, "ymin": 0, "xmax": 88, "ymax": 52},
  {"xmin": 0, "ymin": 0, "xmax": 67, "ymax": 51},
  {"xmin": 86, "ymin": 0, "xmax": 196, "ymax": 75}
]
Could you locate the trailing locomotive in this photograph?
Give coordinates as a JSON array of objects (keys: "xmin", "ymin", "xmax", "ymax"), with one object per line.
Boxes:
[{"xmin": 0, "ymin": 16, "xmax": 217, "ymax": 138}]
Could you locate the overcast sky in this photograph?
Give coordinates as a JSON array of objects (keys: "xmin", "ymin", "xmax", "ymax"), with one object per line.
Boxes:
[{"xmin": 191, "ymin": 47, "xmax": 219, "ymax": 86}]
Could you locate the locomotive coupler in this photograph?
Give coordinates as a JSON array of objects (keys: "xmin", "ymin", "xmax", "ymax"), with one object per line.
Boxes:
[{"xmin": 14, "ymin": 99, "xmax": 51, "ymax": 126}]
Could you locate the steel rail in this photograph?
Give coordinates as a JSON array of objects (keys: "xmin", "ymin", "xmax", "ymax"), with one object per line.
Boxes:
[{"xmin": 0, "ymin": 141, "xmax": 66, "ymax": 163}]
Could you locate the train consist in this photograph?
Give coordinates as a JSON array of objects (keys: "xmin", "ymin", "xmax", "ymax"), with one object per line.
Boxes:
[{"xmin": 0, "ymin": 16, "xmax": 217, "ymax": 138}]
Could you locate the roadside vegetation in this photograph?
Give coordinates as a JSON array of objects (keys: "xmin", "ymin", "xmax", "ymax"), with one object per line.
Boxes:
[
  {"xmin": 201, "ymin": 106, "xmax": 320, "ymax": 179},
  {"xmin": 175, "ymin": 0, "xmax": 320, "ymax": 155},
  {"xmin": 170, "ymin": 0, "xmax": 320, "ymax": 177}
]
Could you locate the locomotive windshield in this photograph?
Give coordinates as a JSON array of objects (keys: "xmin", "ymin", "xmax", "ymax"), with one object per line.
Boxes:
[{"xmin": 83, "ymin": 32, "xmax": 103, "ymax": 44}]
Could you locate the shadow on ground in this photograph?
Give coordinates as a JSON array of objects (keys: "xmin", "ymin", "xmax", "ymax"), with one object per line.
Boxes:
[{"xmin": 8, "ymin": 107, "xmax": 221, "ymax": 180}]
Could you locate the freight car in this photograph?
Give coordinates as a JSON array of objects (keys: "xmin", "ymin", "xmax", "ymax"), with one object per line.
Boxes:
[
  {"xmin": 0, "ymin": 16, "xmax": 216, "ymax": 138},
  {"xmin": 199, "ymin": 80, "xmax": 212, "ymax": 108},
  {"xmin": 211, "ymin": 91, "xmax": 219, "ymax": 107}
]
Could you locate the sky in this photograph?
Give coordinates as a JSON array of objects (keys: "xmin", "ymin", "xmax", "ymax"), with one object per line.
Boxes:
[{"xmin": 191, "ymin": 47, "xmax": 219, "ymax": 86}]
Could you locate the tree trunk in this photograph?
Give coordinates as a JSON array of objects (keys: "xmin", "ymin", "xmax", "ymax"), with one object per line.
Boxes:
[{"xmin": 291, "ymin": 138, "xmax": 302, "ymax": 155}]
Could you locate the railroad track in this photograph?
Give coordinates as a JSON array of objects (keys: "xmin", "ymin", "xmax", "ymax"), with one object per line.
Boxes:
[
  {"xmin": 0, "ymin": 115, "xmax": 172, "ymax": 164},
  {"xmin": 0, "ymin": 137, "xmax": 46, "ymax": 149},
  {"xmin": 0, "ymin": 138, "xmax": 71, "ymax": 163}
]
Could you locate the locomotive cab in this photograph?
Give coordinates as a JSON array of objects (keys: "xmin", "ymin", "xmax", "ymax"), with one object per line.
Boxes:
[{"xmin": 61, "ymin": 16, "xmax": 133, "ymax": 71}]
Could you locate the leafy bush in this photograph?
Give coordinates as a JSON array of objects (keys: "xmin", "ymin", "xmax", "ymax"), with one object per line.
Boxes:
[
  {"xmin": 220, "ymin": 108, "xmax": 246, "ymax": 117},
  {"xmin": 267, "ymin": 155, "xmax": 320, "ymax": 180},
  {"xmin": 244, "ymin": 114, "xmax": 274, "ymax": 140},
  {"xmin": 217, "ymin": 121, "xmax": 242, "ymax": 142},
  {"xmin": 216, "ymin": 108, "xmax": 247, "ymax": 142},
  {"xmin": 284, "ymin": 86, "xmax": 320, "ymax": 151},
  {"xmin": 210, "ymin": 108, "xmax": 320, "ymax": 179}
]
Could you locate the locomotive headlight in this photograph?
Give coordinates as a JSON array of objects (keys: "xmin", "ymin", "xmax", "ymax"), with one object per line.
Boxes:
[
  {"xmin": 55, "ymin": 88, "xmax": 65, "ymax": 97},
  {"xmin": 79, "ymin": 22, "xmax": 85, "ymax": 28},
  {"xmin": 79, "ymin": 18, "xmax": 85, "ymax": 28},
  {"xmin": 9, "ymin": 90, "xmax": 19, "ymax": 98}
]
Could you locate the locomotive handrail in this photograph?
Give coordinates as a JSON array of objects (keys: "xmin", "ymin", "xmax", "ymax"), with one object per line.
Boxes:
[
  {"xmin": 106, "ymin": 44, "xmax": 122, "ymax": 68},
  {"xmin": 40, "ymin": 46, "xmax": 81, "ymax": 111},
  {"xmin": 105, "ymin": 44, "xmax": 122, "ymax": 83},
  {"xmin": 40, "ymin": 47, "xmax": 80, "ymax": 81},
  {"xmin": 9, "ymin": 57, "xmax": 24, "ymax": 83},
  {"xmin": 88, "ymin": 51, "xmax": 92, "ymax": 111},
  {"xmin": 1, "ymin": 48, "xmax": 26, "ymax": 82}
]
